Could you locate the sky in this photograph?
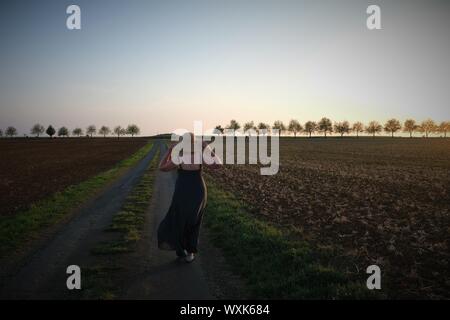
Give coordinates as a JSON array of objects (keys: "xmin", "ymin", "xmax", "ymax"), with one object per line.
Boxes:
[{"xmin": 0, "ymin": 0, "xmax": 449, "ymax": 136}]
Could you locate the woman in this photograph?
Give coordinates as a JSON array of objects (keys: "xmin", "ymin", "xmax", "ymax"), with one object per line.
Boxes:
[{"xmin": 157, "ymin": 133, "xmax": 222, "ymax": 263}]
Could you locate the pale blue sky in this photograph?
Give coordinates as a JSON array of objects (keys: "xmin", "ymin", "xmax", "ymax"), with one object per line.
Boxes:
[{"xmin": 1, "ymin": 0, "xmax": 449, "ymax": 135}]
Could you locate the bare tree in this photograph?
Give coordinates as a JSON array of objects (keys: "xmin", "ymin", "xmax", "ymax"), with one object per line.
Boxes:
[
  {"xmin": 120, "ymin": 127, "xmax": 127, "ymax": 137},
  {"xmin": 334, "ymin": 121, "xmax": 350, "ymax": 137},
  {"xmin": 318, "ymin": 117, "xmax": 333, "ymax": 137},
  {"xmin": 113, "ymin": 126, "xmax": 122, "ymax": 139},
  {"xmin": 46, "ymin": 125, "xmax": 56, "ymax": 138},
  {"xmin": 403, "ymin": 119, "xmax": 418, "ymax": 138},
  {"xmin": 352, "ymin": 121, "xmax": 364, "ymax": 137},
  {"xmin": 113, "ymin": 126, "xmax": 124, "ymax": 139},
  {"xmin": 31, "ymin": 124, "xmax": 44, "ymax": 137},
  {"xmin": 99, "ymin": 126, "xmax": 111, "ymax": 137},
  {"xmin": 366, "ymin": 121, "xmax": 383, "ymax": 137},
  {"xmin": 304, "ymin": 121, "xmax": 316, "ymax": 138},
  {"xmin": 288, "ymin": 119, "xmax": 303, "ymax": 137},
  {"xmin": 6, "ymin": 126, "xmax": 17, "ymax": 137},
  {"xmin": 126, "ymin": 124, "xmax": 140, "ymax": 137},
  {"xmin": 243, "ymin": 121, "xmax": 255, "ymax": 136},
  {"xmin": 226, "ymin": 120, "xmax": 240, "ymax": 135},
  {"xmin": 272, "ymin": 120, "xmax": 286, "ymax": 136},
  {"xmin": 438, "ymin": 121, "xmax": 450, "ymax": 138},
  {"xmin": 257, "ymin": 122, "xmax": 270, "ymax": 135},
  {"xmin": 72, "ymin": 128, "xmax": 83, "ymax": 137},
  {"xmin": 214, "ymin": 125, "xmax": 224, "ymax": 135},
  {"xmin": 86, "ymin": 125, "xmax": 96, "ymax": 138},
  {"xmin": 58, "ymin": 127, "xmax": 69, "ymax": 137},
  {"xmin": 418, "ymin": 119, "xmax": 436, "ymax": 138},
  {"xmin": 384, "ymin": 118, "xmax": 402, "ymax": 137}
]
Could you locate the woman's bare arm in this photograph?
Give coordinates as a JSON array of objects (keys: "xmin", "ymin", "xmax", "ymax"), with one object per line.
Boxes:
[{"xmin": 159, "ymin": 144, "xmax": 178, "ymax": 172}]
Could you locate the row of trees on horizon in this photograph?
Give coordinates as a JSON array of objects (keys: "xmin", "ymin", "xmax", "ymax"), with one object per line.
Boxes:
[
  {"xmin": 214, "ymin": 118, "xmax": 450, "ymax": 138},
  {"xmin": 0, "ymin": 124, "xmax": 140, "ymax": 138},
  {"xmin": 1, "ymin": 118, "xmax": 449, "ymax": 139}
]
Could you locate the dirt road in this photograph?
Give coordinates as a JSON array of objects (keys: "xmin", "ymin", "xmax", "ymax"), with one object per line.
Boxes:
[
  {"xmin": 0, "ymin": 143, "xmax": 158, "ymax": 299},
  {"xmin": 121, "ymin": 142, "xmax": 212, "ymax": 299},
  {"xmin": 0, "ymin": 141, "xmax": 220, "ymax": 299}
]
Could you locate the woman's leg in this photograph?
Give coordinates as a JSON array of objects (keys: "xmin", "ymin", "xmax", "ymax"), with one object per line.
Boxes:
[{"xmin": 184, "ymin": 215, "xmax": 204, "ymax": 254}]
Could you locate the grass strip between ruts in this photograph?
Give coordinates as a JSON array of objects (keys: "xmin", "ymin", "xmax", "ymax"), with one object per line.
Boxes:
[{"xmin": 82, "ymin": 149, "xmax": 159, "ymax": 299}]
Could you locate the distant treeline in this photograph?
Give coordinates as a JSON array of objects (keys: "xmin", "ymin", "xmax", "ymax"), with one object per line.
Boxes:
[
  {"xmin": 213, "ymin": 118, "xmax": 450, "ymax": 138},
  {"xmin": 0, "ymin": 124, "xmax": 140, "ymax": 138},
  {"xmin": 2, "ymin": 118, "xmax": 449, "ymax": 139}
]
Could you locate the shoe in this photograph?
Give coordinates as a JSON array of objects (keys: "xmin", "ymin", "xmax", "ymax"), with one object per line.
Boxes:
[{"xmin": 185, "ymin": 253, "xmax": 195, "ymax": 263}]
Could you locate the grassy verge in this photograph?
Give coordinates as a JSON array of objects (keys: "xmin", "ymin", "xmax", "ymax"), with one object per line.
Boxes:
[
  {"xmin": 83, "ymin": 151, "xmax": 159, "ymax": 299},
  {"xmin": 204, "ymin": 178, "xmax": 379, "ymax": 299},
  {"xmin": 81, "ymin": 265, "xmax": 123, "ymax": 300},
  {"xmin": 91, "ymin": 152, "xmax": 159, "ymax": 255},
  {"xmin": 0, "ymin": 142, "xmax": 154, "ymax": 258}
]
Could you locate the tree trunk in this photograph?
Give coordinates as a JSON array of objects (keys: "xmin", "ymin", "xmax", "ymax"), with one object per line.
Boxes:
[{"xmin": 410, "ymin": 131, "xmax": 412, "ymax": 138}]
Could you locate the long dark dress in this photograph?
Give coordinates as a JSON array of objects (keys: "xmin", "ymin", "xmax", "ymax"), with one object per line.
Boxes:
[{"xmin": 157, "ymin": 166, "xmax": 207, "ymax": 256}]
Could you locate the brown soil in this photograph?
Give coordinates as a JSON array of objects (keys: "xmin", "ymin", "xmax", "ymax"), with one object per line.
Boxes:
[
  {"xmin": 0, "ymin": 138, "xmax": 147, "ymax": 216},
  {"xmin": 206, "ymin": 138, "xmax": 450, "ymax": 299}
]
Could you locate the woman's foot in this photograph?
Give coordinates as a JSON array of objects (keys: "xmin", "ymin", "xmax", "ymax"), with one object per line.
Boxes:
[{"xmin": 184, "ymin": 253, "xmax": 195, "ymax": 263}]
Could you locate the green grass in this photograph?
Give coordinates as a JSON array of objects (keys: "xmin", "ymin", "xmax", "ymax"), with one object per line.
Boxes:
[
  {"xmin": 91, "ymin": 153, "xmax": 159, "ymax": 255},
  {"xmin": 0, "ymin": 142, "xmax": 154, "ymax": 258},
  {"xmin": 90, "ymin": 240, "xmax": 132, "ymax": 255},
  {"xmin": 84, "ymin": 151, "xmax": 159, "ymax": 298},
  {"xmin": 81, "ymin": 265, "xmax": 123, "ymax": 300},
  {"xmin": 204, "ymin": 179, "xmax": 378, "ymax": 299}
]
